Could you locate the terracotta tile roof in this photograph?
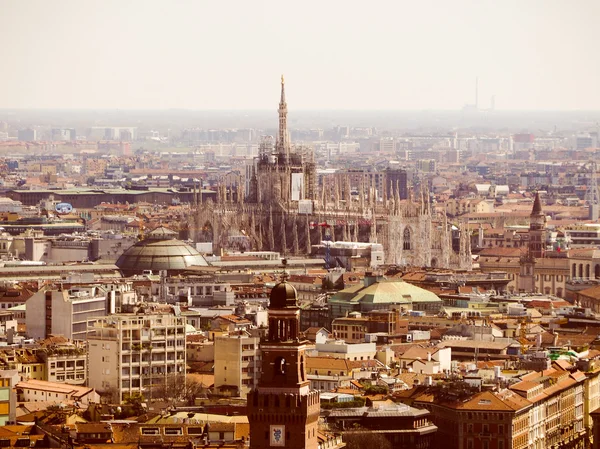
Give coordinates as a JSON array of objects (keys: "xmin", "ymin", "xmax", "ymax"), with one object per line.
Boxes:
[
  {"xmin": 350, "ymin": 380, "xmax": 364, "ymax": 389},
  {"xmin": 76, "ymin": 423, "xmax": 113, "ymax": 433},
  {"xmin": 429, "ymin": 327, "xmax": 448, "ymax": 340},
  {"xmin": 288, "ymin": 274, "xmax": 323, "ymax": 284},
  {"xmin": 306, "ymin": 357, "xmax": 351, "ymax": 371},
  {"xmin": 414, "ymin": 388, "xmax": 531, "ymax": 411},
  {"xmin": 568, "ymin": 248, "xmax": 599, "ymax": 258},
  {"xmin": 510, "ymin": 380, "xmax": 539, "ymax": 392},
  {"xmin": 577, "ymin": 285, "xmax": 600, "ymax": 300},
  {"xmin": 389, "ymin": 343, "xmax": 430, "ymax": 357},
  {"xmin": 216, "ymin": 315, "xmax": 251, "ymax": 325},
  {"xmin": 398, "ymin": 346, "xmax": 438, "ymax": 361},
  {"xmin": 553, "ymin": 359, "xmax": 573, "ymax": 371},
  {"xmin": 478, "ymin": 247, "xmax": 526, "ymax": 257}
]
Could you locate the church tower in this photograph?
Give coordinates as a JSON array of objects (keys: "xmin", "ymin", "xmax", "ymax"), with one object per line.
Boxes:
[
  {"xmin": 277, "ymin": 75, "xmax": 291, "ymax": 162},
  {"xmin": 528, "ymin": 191, "xmax": 547, "ymax": 259},
  {"xmin": 247, "ymin": 268, "xmax": 320, "ymax": 449},
  {"xmin": 519, "ymin": 191, "xmax": 546, "ymax": 293}
]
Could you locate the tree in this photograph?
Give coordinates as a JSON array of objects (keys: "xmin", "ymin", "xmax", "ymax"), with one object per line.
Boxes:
[
  {"xmin": 343, "ymin": 432, "xmax": 392, "ymax": 449},
  {"xmin": 154, "ymin": 374, "xmax": 206, "ymax": 406},
  {"xmin": 364, "ymin": 385, "xmax": 389, "ymax": 395},
  {"xmin": 321, "ymin": 278, "xmax": 334, "ymax": 291},
  {"xmin": 123, "ymin": 392, "xmax": 145, "ymax": 416}
]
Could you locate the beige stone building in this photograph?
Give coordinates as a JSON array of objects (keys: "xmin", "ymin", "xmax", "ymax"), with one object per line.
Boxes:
[
  {"xmin": 214, "ymin": 331, "xmax": 260, "ymax": 398},
  {"xmin": 87, "ymin": 311, "xmax": 186, "ymax": 402},
  {"xmin": 446, "ymin": 198, "xmax": 494, "ymax": 217}
]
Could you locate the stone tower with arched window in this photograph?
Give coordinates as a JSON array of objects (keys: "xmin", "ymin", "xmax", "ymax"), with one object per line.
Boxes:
[
  {"xmin": 528, "ymin": 191, "xmax": 546, "ymax": 259},
  {"xmin": 247, "ymin": 272, "xmax": 320, "ymax": 449}
]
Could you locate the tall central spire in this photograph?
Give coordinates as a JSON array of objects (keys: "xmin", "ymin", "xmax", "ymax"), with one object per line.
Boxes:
[{"xmin": 277, "ymin": 74, "xmax": 290, "ymax": 160}]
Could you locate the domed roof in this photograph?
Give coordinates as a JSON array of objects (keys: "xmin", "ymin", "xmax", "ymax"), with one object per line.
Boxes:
[
  {"xmin": 328, "ymin": 277, "xmax": 441, "ymax": 312},
  {"xmin": 269, "ymin": 281, "xmax": 298, "ymax": 309},
  {"xmin": 116, "ymin": 226, "xmax": 208, "ymax": 276}
]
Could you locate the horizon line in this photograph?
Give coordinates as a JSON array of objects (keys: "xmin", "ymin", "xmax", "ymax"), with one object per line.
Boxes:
[{"xmin": 1, "ymin": 107, "xmax": 600, "ymax": 113}]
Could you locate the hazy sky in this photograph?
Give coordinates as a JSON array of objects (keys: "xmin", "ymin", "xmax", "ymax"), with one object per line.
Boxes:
[{"xmin": 1, "ymin": 0, "xmax": 599, "ymax": 110}]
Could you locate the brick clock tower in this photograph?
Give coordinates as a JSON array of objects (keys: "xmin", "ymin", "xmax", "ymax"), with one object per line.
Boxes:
[{"xmin": 247, "ymin": 273, "xmax": 320, "ymax": 449}]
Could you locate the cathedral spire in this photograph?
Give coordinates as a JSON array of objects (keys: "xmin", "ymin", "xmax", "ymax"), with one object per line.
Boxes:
[{"xmin": 277, "ymin": 75, "xmax": 290, "ymax": 160}]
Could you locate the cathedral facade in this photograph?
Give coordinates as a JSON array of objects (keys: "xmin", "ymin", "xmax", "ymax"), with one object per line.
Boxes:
[{"xmin": 192, "ymin": 78, "xmax": 470, "ymax": 270}]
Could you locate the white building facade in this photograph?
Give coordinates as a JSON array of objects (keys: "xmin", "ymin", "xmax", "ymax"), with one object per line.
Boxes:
[{"xmin": 87, "ymin": 312, "xmax": 187, "ymax": 402}]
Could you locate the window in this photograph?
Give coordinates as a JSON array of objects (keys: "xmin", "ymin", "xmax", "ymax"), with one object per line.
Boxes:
[{"xmin": 403, "ymin": 227, "xmax": 412, "ymax": 250}]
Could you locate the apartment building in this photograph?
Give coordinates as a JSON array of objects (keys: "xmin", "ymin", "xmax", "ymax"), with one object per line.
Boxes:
[
  {"xmin": 26, "ymin": 286, "xmax": 108, "ymax": 341},
  {"xmin": 405, "ymin": 362, "xmax": 588, "ymax": 449},
  {"xmin": 214, "ymin": 331, "xmax": 260, "ymax": 398},
  {"xmin": 331, "ymin": 309, "xmax": 408, "ymax": 343},
  {"xmin": 0, "ymin": 348, "xmax": 45, "ymax": 381},
  {"xmin": 152, "ymin": 276, "xmax": 234, "ymax": 306},
  {"xmin": 41, "ymin": 346, "xmax": 87, "ymax": 385},
  {"xmin": 510, "ymin": 365, "xmax": 586, "ymax": 449},
  {"xmin": 0, "ymin": 370, "xmax": 18, "ymax": 425},
  {"xmin": 312, "ymin": 340, "xmax": 376, "ymax": 361},
  {"xmin": 408, "ymin": 385, "xmax": 531, "ymax": 449},
  {"xmin": 87, "ymin": 311, "xmax": 186, "ymax": 402}
]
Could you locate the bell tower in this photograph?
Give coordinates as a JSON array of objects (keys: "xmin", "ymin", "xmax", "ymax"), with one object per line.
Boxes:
[
  {"xmin": 519, "ymin": 191, "xmax": 546, "ymax": 293},
  {"xmin": 528, "ymin": 191, "xmax": 546, "ymax": 259},
  {"xmin": 247, "ymin": 265, "xmax": 320, "ymax": 449}
]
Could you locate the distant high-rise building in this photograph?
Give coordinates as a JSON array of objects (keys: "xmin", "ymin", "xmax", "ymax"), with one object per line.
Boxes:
[
  {"xmin": 26, "ymin": 286, "xmax": 109, "ymax": 341},
  {"xmin": 576, "ymin": 134, "xmax": 597, "ymax": 150},
  {"xmin": 416, "ymin": 159, "xmax": 436, "ymax": 173},
  {"xmin": 17, "ymin": 128, "xmax": 36, "ymax": 141},
  {"xmin": 51, "ymin": 128, "xmax": 76, "ymax": 141},
  {"xmin": 379, "ymin": 137, "xmax": 395, "ymax": 153},
  {"xmin": 385, "ymin": 168, "xmax": 408, "ymax": 200},
  {"xmin": 119, "ymin": 129, "xmax": 133, "ymax": 142},
  {"xmin": 447, "ymin": 149, "xmax": 461, "ymax": 164}
]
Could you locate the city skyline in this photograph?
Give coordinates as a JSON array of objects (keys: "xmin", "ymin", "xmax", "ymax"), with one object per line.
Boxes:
[{"xmin": 1, "ymin": 0, "xmax": 599, "ymax": 111}]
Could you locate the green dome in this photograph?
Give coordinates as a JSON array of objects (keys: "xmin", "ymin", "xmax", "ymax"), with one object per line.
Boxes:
[{"xmin": 328, "ymin": 277, "xmax": 441, "ymax": 319}]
